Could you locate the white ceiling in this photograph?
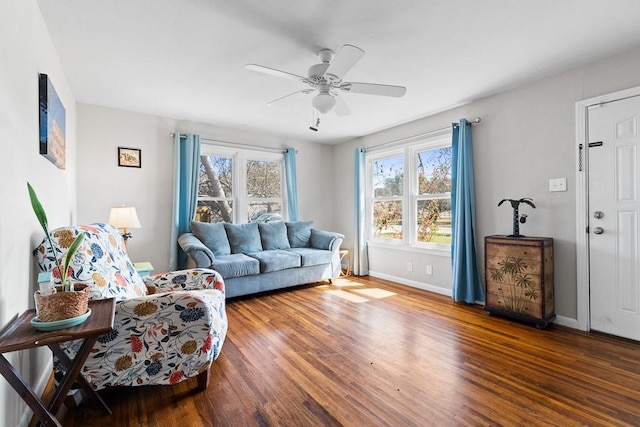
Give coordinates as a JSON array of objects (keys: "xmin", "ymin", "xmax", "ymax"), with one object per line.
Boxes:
[{"xmin": 37, "ymin": 0, "xmax": 640, "ymax": 144}]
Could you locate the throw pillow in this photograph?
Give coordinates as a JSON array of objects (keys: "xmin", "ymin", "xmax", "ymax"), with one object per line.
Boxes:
[
  {"xmin": 286, "ymin": 221, "xmax": 313, "ymax": 248},
  {"xmin": 258, "ymin": 222, "xmax": 291, "ymax": 250},
  {"xmin": 224, "ymin": 223, "xmax": 263, "ymax": 254},
  {"xmin": 191, "ymin": 221, "xmax": 231, "ymax": 256}
]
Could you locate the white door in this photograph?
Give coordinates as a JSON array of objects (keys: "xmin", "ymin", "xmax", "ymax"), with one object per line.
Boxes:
[{"xmin": 588, "ymin": 95, "xmax": 640, "ymax": 341}]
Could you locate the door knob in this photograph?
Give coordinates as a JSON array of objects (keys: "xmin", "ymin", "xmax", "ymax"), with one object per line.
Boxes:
[
  {"xmin": 593, "ymin": 227, "xmax": 604, "ymax": 235},
  {"xmin": 593, "ymin": 211, "xmax": 604, "ymax": 219}
]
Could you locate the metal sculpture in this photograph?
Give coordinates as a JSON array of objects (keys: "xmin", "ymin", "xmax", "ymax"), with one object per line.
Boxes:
[{"xmin": 498, "ymin": 198, "xmax": 536, "ymax": 237}]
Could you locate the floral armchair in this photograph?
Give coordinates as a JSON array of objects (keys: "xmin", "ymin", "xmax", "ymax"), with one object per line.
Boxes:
[{"xmin": 33, "ymin": 223, "xmax": 227, "ymax": 391}]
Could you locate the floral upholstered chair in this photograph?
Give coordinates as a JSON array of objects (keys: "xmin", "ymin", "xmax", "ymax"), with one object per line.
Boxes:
[{"xmin": 33, "ymin": 223, "xmax": 227, "ymax": 391}]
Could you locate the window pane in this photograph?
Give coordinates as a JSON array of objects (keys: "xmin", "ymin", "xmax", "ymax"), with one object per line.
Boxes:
[
  {"xmin": 199, "ymin": 155, "xmax": 232, "ymax": 197},
  {"xmin": 247, "ymin": 160, "xmax": 280, "ymax": 198},
  {"xmin": 195, "ymin": 200, "xmax": 234, "ymax": 223},
  {"xmin": 417, "ymin": 147, "xmax": 451, "ymax": 195},
  {"xmin": 248, "ymin": 202, "xmax": 282, "ymax": 223},
  {"xmin": 373, "ymin": 200, "xmax": 403, "ymax": 239},
  {"xmin": 373, "ymin": 156, "xmax": 403, "ymax": 197},
  {"xmin": 417, "ymin": 199, "xmax": 451, "ymax": 244},
  {"xmin": 198, "ymin": 155, "xmax": 233, "ymax": 223}
]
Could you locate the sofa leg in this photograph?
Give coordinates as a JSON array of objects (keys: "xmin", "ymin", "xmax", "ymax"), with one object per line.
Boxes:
[{"xmin": 196, "ymin": 368, "xmax": 210, "ymax": 391}]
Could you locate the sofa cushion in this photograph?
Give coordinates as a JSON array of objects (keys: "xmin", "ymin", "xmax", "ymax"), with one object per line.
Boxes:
[
  {"xmin": 258, "ymin": 222, "xmax": 291, "ymax": 250},
  {"xmin": 191, "ymin": 221, "xmax": 231, "ymax": 256},
  {"xmin": 213, "ymin": 254, "xmax": 260, "ymax": 279},
  {"xmin": 224, "ymin": 223, "xmax": 263, "ymax": 254},
  {"xmin": 286, "ymin": 247, "xmax": 333, "ymax": 267},
  {"xmin": 249, "ymin": 250, "xmax": 301, "ymax": 273},
  {"xmin": 286, "ymin": 221, "xmax": 313, "ymax": 248}
]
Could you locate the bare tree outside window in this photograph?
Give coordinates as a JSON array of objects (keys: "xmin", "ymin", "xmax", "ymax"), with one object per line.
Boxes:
[
  {"xmin": 373, "ymin": 156, "xmax": 403, "ymax": 239},
  {"xmin": 196, "ymin": 155, "xmax": 233, "ymax": 223},
  {"xmin": 196, "ymin": 153, "xmax": 283, "ymax": 224}
]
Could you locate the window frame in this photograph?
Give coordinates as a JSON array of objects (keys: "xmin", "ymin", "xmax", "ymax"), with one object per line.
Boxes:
[
  {"xmin": 366, "ymin": 130, "xmax": 452, "ymax": 255},
  {"xmin": 198, "ymin": 144, "xmax": 287, "ymax": 224}
]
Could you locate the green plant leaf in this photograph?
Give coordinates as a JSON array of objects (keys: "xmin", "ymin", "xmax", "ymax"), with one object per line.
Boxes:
[
  {"xmin": 28, "ymin": 182, "xmax": 63, "ymax": 280},
  {"xmin": 27, "ymin": 182, "xmax": 49, "ymax": 234},
  {"xmin": 60, "ymin": 232, "xmax": 85, "ymax": 291}
]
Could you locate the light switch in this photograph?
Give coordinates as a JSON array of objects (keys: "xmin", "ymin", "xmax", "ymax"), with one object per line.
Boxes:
[{"xmin": 549, "ymin": 177, "xmax": 567, "ymax": 192}]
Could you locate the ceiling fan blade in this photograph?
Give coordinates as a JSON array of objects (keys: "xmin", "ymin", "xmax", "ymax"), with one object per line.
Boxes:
[
  {"xmin": 324, "ymin": 44, "xmax": 365, "ymax": 80},
  {"xmin": 246, "ymin": 64, "xmax": 310, "ymax": 84},
  {"xmin": 340, "ymin": 82, "xmax": 406, "ymax": 97},
  {"xmin": 267, "ymin": 89, "xmax": 314, "ymax": 106},
  {"xmin": 333, "ymin": 94, "xmax": 351, "ymax": 116}
]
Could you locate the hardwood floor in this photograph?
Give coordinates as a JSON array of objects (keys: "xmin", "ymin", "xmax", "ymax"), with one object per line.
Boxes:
[{"xmin": 57, "ymin": 276, "xmax": 640, "ymax": 426}]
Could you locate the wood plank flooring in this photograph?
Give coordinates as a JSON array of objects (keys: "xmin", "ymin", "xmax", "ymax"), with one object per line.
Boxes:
[{"xmin": 57, "ymin": 276, "xmax": 640, "ymax": 426}]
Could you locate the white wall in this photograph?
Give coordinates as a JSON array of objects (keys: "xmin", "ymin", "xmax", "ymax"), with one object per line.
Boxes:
[
  {"xmin": 333, "ymin": 48, "xmax": 640, "ymax": 324},
  {"xmin": 76, "ymin": 104, "xmax": 334, "ymax": 272},
  {"xmin": 0, "ymin": 0, "xmax": 77, "ymax": 425}
]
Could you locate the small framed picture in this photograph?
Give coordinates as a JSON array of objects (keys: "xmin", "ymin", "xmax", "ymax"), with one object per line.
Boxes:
[{"xmin": 118, "ymin": 147, "xmax": 141, "ymax": 168}]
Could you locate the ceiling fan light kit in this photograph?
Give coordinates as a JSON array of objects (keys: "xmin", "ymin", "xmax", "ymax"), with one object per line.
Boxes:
[
  {"xmin": 311, "ymin": 91, "xmax": 336, "ymax": 114},
  {"xmin": 246, "ymin": 44, "xmax": 406, "ymax": 117}
]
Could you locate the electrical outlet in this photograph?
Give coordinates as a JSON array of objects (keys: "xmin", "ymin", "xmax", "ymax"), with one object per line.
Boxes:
[
  {"xmin": 407, "ymin": 262, "xmax": 413, "ymax": 272},
  {"xmin": 549, "ymin": 177, "xmax": 567, "ymax": 192},
  {"xmin": 426, "ymin": 265, "xmax": 433, "ymax": 275}
]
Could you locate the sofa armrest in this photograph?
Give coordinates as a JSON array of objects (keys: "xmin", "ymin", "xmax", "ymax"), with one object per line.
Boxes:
[
  {"xmin": 310, "ymin": 229, "xmax": 345, "ymax": 252},
  {"xmin": 68, "ymin": 288, "xmax": 227, "ymax": 390},
  {"xmin": 143, "ymin": 268, "xmax": 224, "ymax": 296},
  {"xmin": 178, "ymin": 233, "xmax": 215, "ymax": 268}
]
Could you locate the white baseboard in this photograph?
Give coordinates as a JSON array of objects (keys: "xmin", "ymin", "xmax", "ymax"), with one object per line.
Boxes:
[
  {"xmin": 367, "ymin": 271, "xmax": 580, "ymax": 330},
  {"xmin": 368, "ymin": 270, "xmax": 452, "ymax": 297},
  {"xmin": 553, "ymin": 315, "xmax": 578, "ymax": 329}
]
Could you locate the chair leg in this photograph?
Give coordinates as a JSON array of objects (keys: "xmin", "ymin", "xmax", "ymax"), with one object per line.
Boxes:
[{"xmin": 196, "ymin": 368, "xmax": 210, "ymax": 391}]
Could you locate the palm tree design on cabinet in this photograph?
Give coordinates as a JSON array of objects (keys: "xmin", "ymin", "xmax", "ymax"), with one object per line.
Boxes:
[{"xmin": 489, "ymin": 256, "xmax": 538, "ymax": 313}]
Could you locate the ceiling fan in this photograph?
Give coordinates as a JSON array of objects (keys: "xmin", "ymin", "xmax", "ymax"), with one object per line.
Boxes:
[{"xmin": 246, "ymin": 44, "xmax": 406, "ymax": 116}]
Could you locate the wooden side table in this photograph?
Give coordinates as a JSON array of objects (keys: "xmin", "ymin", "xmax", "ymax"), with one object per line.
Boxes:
[
  {"xmin": 0, "ymin": 298, "xmax": 116, "ymax": 426},
  {"xmin": 339, "ymin": 249, "xmax": 351, "ymax": 277}
]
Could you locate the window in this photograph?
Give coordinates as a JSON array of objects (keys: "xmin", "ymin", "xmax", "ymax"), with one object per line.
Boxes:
[
  {"xmin": 196, "ymin": 146, "xmax": 284, "ymax": 224},
  {"xmin": 372, "ymin": 153, "xmax": 404, "ymax": 239},
  {"xmin": 415, "ymin": 146, "xmax": 452, "ymax": 244},
  {"xmin": 367, "ymin": 132, "xmax": 452, "ymax": 251}
]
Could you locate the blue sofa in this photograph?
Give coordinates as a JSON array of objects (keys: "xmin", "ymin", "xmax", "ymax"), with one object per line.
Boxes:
[{"xmin": 178, "ymin": 221, "xmax": 344, "ymax": 298}]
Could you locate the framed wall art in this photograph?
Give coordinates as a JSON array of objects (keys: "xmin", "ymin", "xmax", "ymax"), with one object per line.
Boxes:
[
  {"xmin": 118, "ymin": 147, "xmax": 142, "ymax": 168},
  {"xmin": 39, "ymin": 73, "xmax": 66, "ymax": 169}
]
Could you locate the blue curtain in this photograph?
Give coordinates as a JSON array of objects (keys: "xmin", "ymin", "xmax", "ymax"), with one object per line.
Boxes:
[
  {"xmin": 354, "ymin": 147, "xmax": 368, "ymax": 275},
  {"xmin": 284, "ymin": 148, "xmax": 299, "ymax": 222},
  {"xmin": 169, "ymin": 133, "xmax": 201, "ymax": 270},
  {"xmin": 451, "ymin": 119, "xmax": 484, "ymax": 303}
]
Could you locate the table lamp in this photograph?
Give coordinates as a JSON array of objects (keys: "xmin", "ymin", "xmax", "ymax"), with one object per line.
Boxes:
[{"xmin": 108, "ymin": 205, "xmax": 141, "ymax": 249}]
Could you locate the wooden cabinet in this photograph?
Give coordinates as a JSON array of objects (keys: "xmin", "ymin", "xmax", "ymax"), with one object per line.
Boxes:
[{"xmin": 484, "ymin": 235, "xmax": 555, "ymax": 328}]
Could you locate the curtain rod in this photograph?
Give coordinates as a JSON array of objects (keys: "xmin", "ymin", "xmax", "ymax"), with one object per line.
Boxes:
[
  {"xmin": 365, "ymin": 117, "xmax": 481, "ymax": 152},
  {"xmin": 170, "ymin": 133, "xmax": 294, "ymax": 154}
]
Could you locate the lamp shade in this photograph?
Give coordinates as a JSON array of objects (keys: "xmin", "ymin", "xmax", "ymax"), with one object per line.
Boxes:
[
  {"xmin": 312, "ymin": 93, "xmax": 336, "ymax": 114},
  {"xmin": 108, "ymin": 206, "xmax": 141, "ymax": 229}
]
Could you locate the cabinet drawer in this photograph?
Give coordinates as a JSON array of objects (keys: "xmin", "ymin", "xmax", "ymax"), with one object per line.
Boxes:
[{"xmin": 486, "ymin": 293, "xmax": 543, "ymax": 318}]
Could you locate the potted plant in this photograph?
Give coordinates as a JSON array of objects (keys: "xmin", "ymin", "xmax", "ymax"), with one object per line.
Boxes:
[{"xmin": 28, "ymin": 182, "xmax": 89, "ymax": 323}]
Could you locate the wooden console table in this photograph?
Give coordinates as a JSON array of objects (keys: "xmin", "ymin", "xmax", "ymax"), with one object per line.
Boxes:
[{"xmin": 0, "ymin": 298, "xmax": 116, "ymax": 426}]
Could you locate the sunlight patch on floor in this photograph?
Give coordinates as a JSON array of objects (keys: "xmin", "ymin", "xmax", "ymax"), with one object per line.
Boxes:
[
  {"xmin": 351, "ymin": 288, "xmax": 397, "ymax": 299},
  {"xmin": 325, "ymin": 290, "xmax": 370, "ymax": 303},
  {"xmin": 317, "ymin": 279, "xmax": 363, "ymax": 289}
]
